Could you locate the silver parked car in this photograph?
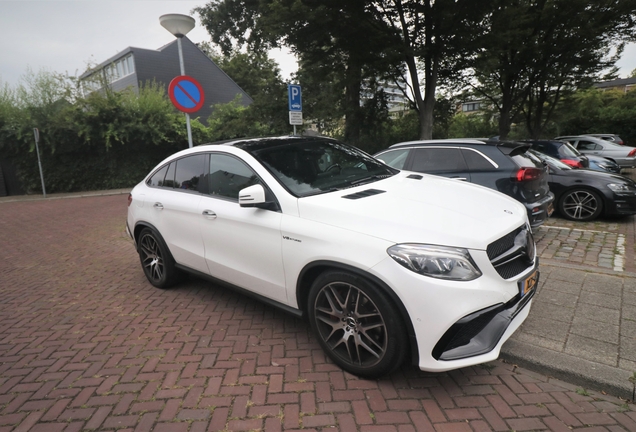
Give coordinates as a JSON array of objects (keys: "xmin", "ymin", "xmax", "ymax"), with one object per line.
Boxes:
[{"xmin": 554, "ymin": 136, "xmax": 636, "ymax": 169}]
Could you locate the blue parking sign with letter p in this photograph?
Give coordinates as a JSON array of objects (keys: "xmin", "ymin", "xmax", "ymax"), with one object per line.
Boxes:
[{"xmin": 288, "ymin": 84, "xmax": 302, "ymax": 112}]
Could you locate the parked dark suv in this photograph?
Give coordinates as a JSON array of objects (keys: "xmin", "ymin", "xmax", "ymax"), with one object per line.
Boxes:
[{"xmin": 375, "ymin": 139, "xmax": 555, "ymax": 228}]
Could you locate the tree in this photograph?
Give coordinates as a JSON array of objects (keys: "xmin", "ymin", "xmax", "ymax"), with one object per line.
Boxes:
[
  {"xmin": 372, "ymin": 0, "xmax": 492, "ymax": 139},
  {"xmin": 468, "ymin": 0, "xmax": 636, "ymax": 139},
  {"xmin": 195, "ymin": 0, "xmax": 403, "ymax": 144}
]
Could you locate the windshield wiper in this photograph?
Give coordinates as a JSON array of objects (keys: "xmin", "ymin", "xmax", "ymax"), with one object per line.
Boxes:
[{"xmin": 350, "ymin": 174, "xmax": 392, "ymax": 185}]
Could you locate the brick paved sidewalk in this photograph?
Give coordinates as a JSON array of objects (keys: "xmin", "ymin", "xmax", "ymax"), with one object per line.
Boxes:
[{"xmin": 2, "ymin": 195, "xmax": 636, "ymax": 431}]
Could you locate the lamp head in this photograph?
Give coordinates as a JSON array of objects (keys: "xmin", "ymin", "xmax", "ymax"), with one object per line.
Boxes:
[{"xmin": 159, "ymin": 14, "xmax": 195, "ymax": 37}]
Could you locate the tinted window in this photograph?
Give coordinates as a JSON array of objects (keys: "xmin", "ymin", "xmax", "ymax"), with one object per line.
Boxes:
[
  {"xmin": 577, "ymin": 141, "xmax": 600, "ymax": 151},
  {"xmin": 410, "ymin": 148, "xmax": 466, "ymax": 173},
  {"xmin": 209, "ymin": 154, "xmax": 260, "ymax": 200},
  {"xmin": 375, "ymin": 149, "xmax": 409, "ymax": 169},
  {"xmin": 511, "ymin": 152, "xmax": 543, "ymax": 168},
  {"xmin": 175, "ymin": 155, "xmax": 207, "ymax": 192},
  {"xmin": 164, "ymin": 162, "xmax": 176, "ymax": 188},
  {"xmin": 462, "ymin": 149, "xmax": 495, "ymax": 171},
  {"xmin": 248, "ymin": 140, "xmax": 395, "ymax": 197},
  {"xmin": 147, "ymin": 165, "xmax": 168, "ymax": 187}
]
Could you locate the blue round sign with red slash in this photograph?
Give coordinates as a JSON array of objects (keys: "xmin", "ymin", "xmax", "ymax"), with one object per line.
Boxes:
[{"xmin": 168, "ymin": 75, "xmax": 205, "ymax": 113}]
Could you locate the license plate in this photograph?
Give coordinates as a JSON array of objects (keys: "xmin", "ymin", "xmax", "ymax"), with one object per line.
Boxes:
[
  {"xmin": 519, "ymin": 271, "xmax": 538, "ymax": 297},
  {"xmin": 547, "ymin": 202, "xmax": 554, "ymax": 217}
]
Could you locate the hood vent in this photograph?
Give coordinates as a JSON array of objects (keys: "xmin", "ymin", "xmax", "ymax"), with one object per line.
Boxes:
[
  {"xmin": 407, "ymin": 174, "xmax": 423, "ymax": 180},
  {"xmin": 342, "ymin": 189, "xmax": 386, "ymax": 200}
]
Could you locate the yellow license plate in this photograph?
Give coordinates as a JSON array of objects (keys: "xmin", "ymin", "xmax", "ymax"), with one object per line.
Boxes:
[{"xmin": 520, "ymin": 271, "xmax": 538, "ymax": 297}]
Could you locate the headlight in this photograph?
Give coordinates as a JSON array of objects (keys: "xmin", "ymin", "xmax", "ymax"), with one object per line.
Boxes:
[
  {"xmin": 608, "ymin": 183, "xmax": 635, "ymax": 193},
  {"xmin": 387, "ymin": 244, "xmax": 482, "ymax": 281}
]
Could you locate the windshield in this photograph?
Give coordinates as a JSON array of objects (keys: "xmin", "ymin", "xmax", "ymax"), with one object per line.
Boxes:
[
  {"xmin": 561, "ymin": 142, "xmax": 581, "ymax": 157},
  {"xmin": 246, "ymin": 139, "xmax": 397, "ymax": 197}
]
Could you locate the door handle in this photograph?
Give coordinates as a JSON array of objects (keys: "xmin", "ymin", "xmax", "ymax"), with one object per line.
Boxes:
[
  {"xmin": 451, "ymin": 177, "xmax": 467, "ymax": 181},
  {"xmin": 153, "ymin": 202, "xmax": 164, "ymax": 210},
  {"xmin": 202, "ymin": 210, "xmax": 217, "ymax": 219}
]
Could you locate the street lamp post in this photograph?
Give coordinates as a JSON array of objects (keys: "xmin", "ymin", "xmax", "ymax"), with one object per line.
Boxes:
[{"xmin": 160, "ymin": 14, "xmax": 196, "ymax": 148}]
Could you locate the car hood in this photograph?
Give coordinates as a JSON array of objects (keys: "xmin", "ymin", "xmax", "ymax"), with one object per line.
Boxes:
[{"xmin": 297, "ymin": 172, "xmax": 528, "ymax": 250}]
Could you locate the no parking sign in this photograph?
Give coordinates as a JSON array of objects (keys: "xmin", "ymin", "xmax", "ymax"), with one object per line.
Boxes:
[{"xmin": 168, "ymin": 76, "xmax": 205, "ymax": 113}]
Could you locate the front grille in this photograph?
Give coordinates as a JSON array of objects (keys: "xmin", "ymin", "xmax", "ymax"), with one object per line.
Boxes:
[{"xmin": 487, "ymin": 225, "xmax": 534, "ymax": 279}]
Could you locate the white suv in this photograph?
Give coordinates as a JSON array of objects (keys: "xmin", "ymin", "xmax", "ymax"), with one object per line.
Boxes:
[{"xmin": 126, "ymin": 136, "xmax": 538, "ymax": 377}]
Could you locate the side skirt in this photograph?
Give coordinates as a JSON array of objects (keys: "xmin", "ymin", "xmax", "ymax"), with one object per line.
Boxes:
[{"xmin": 174, "ymin": 264, "xmax": 304, "ymax": 319}]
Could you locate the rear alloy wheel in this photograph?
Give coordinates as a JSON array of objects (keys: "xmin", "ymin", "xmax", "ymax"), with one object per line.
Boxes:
[
  {"xmin": 138, "ymin": 228, "xmax": 180, "ymax": 289},
  {"xmin": 308, "ymin": 271, "xmax": 407, "ymax": 378},
  {"xmin": 559, "ymin": 189, "xmax": 603, "ymax": 221}
]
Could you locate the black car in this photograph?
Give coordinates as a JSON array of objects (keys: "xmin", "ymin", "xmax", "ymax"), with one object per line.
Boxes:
[
  {"xmin": 530, "ymin": 150, "xmax": 636, "ymax": 221},
  {"xmin": 586, "ymin": 155, "xmax": 621, "ymax": 174},
  {"xmin": 523, "ymin": 140, "xmax": 589, "ymax": 168},
  {"xmin": 375, "ymin": 139, "xmax": 555, "ymax": 228}
]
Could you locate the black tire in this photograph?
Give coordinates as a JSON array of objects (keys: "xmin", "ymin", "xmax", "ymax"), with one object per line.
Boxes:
[
  {"xmin": 307, "ymin": 270, "xmax": 407, "ymax": 378},
  {"xmin": 558, "ymin": 189, "xmax": 603, "ymax": 221},
  {"xmin": 137, "ymin": 227, "xmax": 180, "ymax": 289}
]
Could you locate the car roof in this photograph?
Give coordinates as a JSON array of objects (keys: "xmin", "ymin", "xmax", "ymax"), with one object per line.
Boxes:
[
  {"xmin": 387, "ymin": 138, "xmax": 531, "ymax": 155},
  {"xmin": 197, "ymin": 135, "xmax": 338, "ymax": 149}
]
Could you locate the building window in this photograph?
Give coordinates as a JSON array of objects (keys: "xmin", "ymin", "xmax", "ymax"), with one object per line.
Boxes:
[
  {"xmin": 82, "ymin": 54, "xmax": 135, "ymax": 95},
  {"xmin": 462, "ymin": 102, "xmax": 481, "ymax": 112}
]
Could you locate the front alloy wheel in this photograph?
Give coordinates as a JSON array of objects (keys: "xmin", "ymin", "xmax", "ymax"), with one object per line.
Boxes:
[
  {"xmin": 308, "ymin": 271, "xmax": 406, "ymax": 377},
  {"xmin": 138, "ymin": 228, "xmax": 179, "ymax": 289},
  {"xmin": 559, "ymin": 189, "xmax": 603, "ymax": 221}
]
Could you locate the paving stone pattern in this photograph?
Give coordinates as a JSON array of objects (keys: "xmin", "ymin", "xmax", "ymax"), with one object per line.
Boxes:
[{"xmin": 1, "ymin": 195, "xmax": 636, "ymax": 431}]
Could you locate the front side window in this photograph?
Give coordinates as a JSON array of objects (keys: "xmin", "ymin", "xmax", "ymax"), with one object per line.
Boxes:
[
  {"xmin": 410, "ymin": 148, "xmax": 467, "ymax": 173},
  {"xmin": 375, "ymin": 149, "xmax": 409, "ymax": 170},
  {"xmin": 208, "ymin": 154, "xmax": 260, "ymax": 200}
]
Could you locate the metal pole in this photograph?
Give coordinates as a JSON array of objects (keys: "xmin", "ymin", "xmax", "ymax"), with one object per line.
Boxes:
[
  {"xmin": 177, "ymin": 37, "xmax": 193, "ymax": 148},
  {"xmin": 33, "ymin": 128, "xmax": 46, "ymax": 198}
]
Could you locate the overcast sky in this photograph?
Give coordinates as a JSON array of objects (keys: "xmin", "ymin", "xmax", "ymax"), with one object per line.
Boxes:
[{"xmin": 0, "ymin": 0, "xmax": 634, "ymax": 89}]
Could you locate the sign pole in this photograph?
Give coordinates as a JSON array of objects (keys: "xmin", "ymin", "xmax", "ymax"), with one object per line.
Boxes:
[
  {"xmin": 177, "ymin": 37, "xmax": 193, "ymax": 149},
  {"xmin": 33, "ymin": 128, "xmax": 46, "ymax": 198}
]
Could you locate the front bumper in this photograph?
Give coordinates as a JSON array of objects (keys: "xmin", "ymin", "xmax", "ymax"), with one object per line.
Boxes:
[
  {"xmin": 608, "ymin": 192, "xmax": 636, "ymax": 216},
  {"xmin": 433, "ymin": 270, "xmax": 537, "ymax": 361},
  {"xmin": 370, "ymin": 250, "xmax": 537, "ymax": 372}
]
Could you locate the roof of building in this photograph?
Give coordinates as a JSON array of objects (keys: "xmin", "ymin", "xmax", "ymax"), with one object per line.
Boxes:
[{"xmin": 593, "ymin": 77, "xmax": 636, "ymax": 89}]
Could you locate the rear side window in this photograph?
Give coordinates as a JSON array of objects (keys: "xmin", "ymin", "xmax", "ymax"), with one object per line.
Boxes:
[
  {"xmin": 164, "ymin": 162, "xmax": 176, "ymax": 188},
  {"xmin": 410, "ymin": 148, "xmax": 467, "ymax": 173},
  {"xmin": 147, "ymin": 165, "xmax": 168, "ymax": 187},
  {"xmin": 577, "ymin": 141, "xmax": 601, "ymax": 151},
  {"xmin": 174, "ymin": 155, "xmax": 207, "ymax": 192},
  {"xmin": 147, "ymin": 155, "xmax": 208, "ymax": 192},
  {"xmin": 461, "ymin": 149, "xmax": 495, "ymax": 171}
]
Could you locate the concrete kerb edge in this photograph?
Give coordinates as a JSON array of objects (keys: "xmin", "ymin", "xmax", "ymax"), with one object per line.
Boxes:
[
  {"xmin": 501, "ymin": 339, "xmax": 634, "ymax": 401},
  {"xmin": 0, "ymin": 189, "xmax": 132, "ymax": 204},
  {"xmin": 540, "ymin": 258, "xmax": 636, "ymax": 279}
]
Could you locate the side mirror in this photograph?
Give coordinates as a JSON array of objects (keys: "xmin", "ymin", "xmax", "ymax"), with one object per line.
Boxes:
[{"xmin": 238, "ymin": 184, "xmax": 277, "ymax": 210}]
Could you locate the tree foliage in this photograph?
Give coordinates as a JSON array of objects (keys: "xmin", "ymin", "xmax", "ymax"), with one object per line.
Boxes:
[
  {"xmin": 0, "ymin": 71, "xmax": 206, "ymax": 194},
  {"xmin": 467, "ymin": 0, "xmax": 636, "ymax": 139}
]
